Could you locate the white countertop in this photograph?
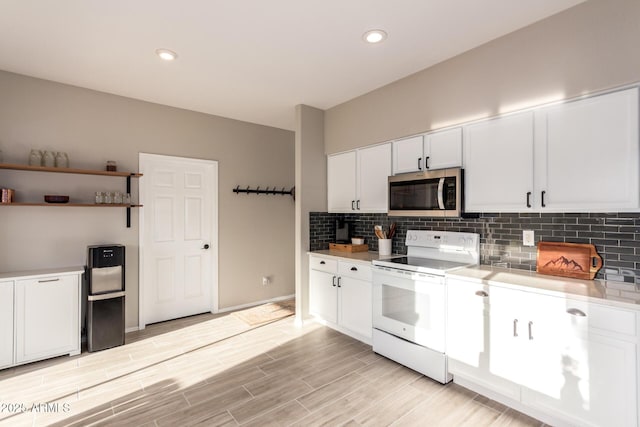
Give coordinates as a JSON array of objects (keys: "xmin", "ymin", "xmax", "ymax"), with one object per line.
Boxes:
[
  {"xmin": 0, "ymin": 266, "xmax": 84, "ymax": 280},
  {"xmin": 308, "ymin": 250, "xmax": 401, "ymax": 265},
  {"xmin": 308, "ymin": 251, "xmax": 640, "ymax": 310},
  {"xmin": 448, "ymin": 265, "xmax": 640, "ymax": 310}
]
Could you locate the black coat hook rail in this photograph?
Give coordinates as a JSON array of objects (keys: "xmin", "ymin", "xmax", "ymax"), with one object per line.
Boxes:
[{"xmin": 233, "ymin": 185, "xmax": 295, "ymax": 200}]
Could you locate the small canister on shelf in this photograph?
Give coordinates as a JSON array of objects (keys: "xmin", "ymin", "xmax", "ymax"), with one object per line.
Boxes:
[
  {"xmin": 106, "ymin": 161, "xmax": 117, "ymax": 172},
  {"xmin": 1, "ymin": 188, "xmax": 14, "ymax": 204},
  {"xmin": 114, "ymin": 191, "xmax": 123, "ymax": 204}
]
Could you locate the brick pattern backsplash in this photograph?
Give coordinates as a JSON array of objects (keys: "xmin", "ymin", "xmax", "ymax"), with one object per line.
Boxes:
[{"xmin": 309, "ymin": 212, "xmax": 640, "ymax": 283}]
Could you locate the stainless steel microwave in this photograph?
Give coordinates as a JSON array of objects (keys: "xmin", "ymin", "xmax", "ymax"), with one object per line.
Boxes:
[{"xmin": 388, "ymin": 168, "xmax": 463, "ymax": 217}]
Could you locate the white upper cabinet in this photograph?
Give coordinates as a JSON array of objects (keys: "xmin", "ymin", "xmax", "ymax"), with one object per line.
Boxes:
[
  {"xmin": 535, "ymin": 88, "xmax": 639, "ymax": 211},
  {"xmin": 357, "ymin": 143, "xmax": 392, "ymax": 212},
  {"xmin": 393, "ymin": 135, "xmax": 424, "ymax": 174},
  {"xmin": 464, "ymin": 112, "xmax": 535, "ymax": 212},
  {"xmin": 327, "ymin": 150, "xmax": 357, "ymax": 212},
  {"xmin": 392, "ymin": 128, "xmax": 462, "ymax": 174},
  {"xmin": 465, "ymin": 87, "xmax": 639, "ymax": 213},
  {"xmin": 327, "ymin": 143, "xmax": 391, "ymax": 213},
  {"xmin": 425, "ymin": 127, "xmax": 463, "ymax": 170}
]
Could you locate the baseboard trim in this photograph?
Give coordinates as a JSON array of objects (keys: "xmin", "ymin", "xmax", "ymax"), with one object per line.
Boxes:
[
  {"xmin": 216, "ymin": 294, "xmax": 295, "ymax": 314},
  {"xmin": 125, "ymin": 294, "xmax": 295, "ymax": 332}
]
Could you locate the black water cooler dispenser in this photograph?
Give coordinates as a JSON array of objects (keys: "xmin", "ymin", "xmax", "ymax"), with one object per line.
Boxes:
[{"xmin": 86, "ymin": 245, "xmax": 126, "ymax": 352}]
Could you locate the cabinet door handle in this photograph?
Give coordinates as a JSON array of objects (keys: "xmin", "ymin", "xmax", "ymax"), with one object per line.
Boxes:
[
  {"xmin": 351, "ymin": 200, "xmax": 355, "ymax": 210},
  {"xmin": 350, "ymin": 266, "xmax": 358, "ymax": 271},
  {"xmin": 475, "ymin": 290, "xmax": 488, "ymax": 297},
  {"xmin": 38, "ymin": 278, "xmax": 60, "ymax": 283},
  {"xmin": 337, "ymin": 277, "xmax": 342, "ymax": 288},
  {"xmin": 356, "ymin": 200, "xmax": 360, "ymax": 210},
  {"xmin": 567, "ymin": 308, "xmax": 586, "ymax": 317},
  {"xmin": 528, "ymin": 321, "xmax": 534, "ymax": 340},
  {"xmin": 513, "ymin": 319, "xmax": 518, "ymax": 337},
  {"xmin": 526, "ymin": 192, "xmax": 532, "ymax": 208},
  {"xmin": 541, "ymin": 190, "xmax": 546, "ymax": 208},
  {"xmin": 425, "ymin": 156, "xmax": 430, "ymax": 169},
  {"xmin": 332, "ymin": 276, "xmax": 337, "ymax": 287},
  {"xmin": 418, "ymin": 157, "xmax": 422, "ymax": 170},
  {"xmin": 320, "ymin": 261, "xmax": 326, "ymax": 265}
]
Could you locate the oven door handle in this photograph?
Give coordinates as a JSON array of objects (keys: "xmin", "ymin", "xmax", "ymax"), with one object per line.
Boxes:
[{"xmin": 437, "ymin": 177, "xmax": 445, "ymax": 210}]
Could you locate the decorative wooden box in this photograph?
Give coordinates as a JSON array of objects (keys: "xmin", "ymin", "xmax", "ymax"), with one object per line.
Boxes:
[{"xmin": 329, "ymin": 243, "xmax": 369, "ymax": 253}]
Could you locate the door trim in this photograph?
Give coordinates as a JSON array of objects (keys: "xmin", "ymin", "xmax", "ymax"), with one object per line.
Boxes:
[{"xmin": 138, "ymin": 153, "xmax": 219, "ymax": 329}]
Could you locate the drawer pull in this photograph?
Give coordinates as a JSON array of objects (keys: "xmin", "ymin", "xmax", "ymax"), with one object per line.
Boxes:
[
  {"xmin": 332, "ymin": 276, "xmax": 337, "ymax": 287},
  {"xmin": 320, "ymin": 261, "xmax": 326, "ymax": 265},
  {"xmin": 513, "ymin": 319, "xmax": 518, "ymax": 337},
  {"xmin": 567, "ymin": 308, "xmax": 586, "ymax": 317},
  {"xmin": 475, "ymin": 290, "xmax": 488, "ymax": 297},
  {"xmin": 337, "ymin": 277, "xmax": 342, "ymax": 288},
  {"xmin": 528, "ymin": 321, "xmax": 534, "ymax": 340},
  {"xmin": 38, "ymin": 278, "xmax": 60, "ymax": 283},
  {"xmin": 350, "ymin": 266, "xmax": 358, "ymax": 271}
]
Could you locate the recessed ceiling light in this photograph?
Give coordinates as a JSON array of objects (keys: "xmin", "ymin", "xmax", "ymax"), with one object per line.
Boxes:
[
  {"xmin": 363, "ymin": 29, "xmax": 387, "ymax": 44},
  {"xmin": 155, "ymin": 48, "xmax": 178, "ymax": 61}
]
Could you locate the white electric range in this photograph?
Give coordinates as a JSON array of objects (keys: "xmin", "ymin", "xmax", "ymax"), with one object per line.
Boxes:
[{"xmin": 371, "ymin": 229, "xmax": 480, "ymax": 383}]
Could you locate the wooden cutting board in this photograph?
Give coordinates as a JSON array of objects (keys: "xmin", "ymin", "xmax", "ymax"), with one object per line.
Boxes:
[{"xmin": 536, "ymin": 241, "xmax": 602, "ymax": 280}]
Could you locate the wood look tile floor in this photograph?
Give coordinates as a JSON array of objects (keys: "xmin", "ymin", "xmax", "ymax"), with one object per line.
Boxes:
[{"xmin": 0, "ymin": 311, "xmax": 547, "ymax": 426}]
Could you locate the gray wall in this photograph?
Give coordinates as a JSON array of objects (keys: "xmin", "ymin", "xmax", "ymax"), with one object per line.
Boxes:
[
  {"xmin": 294, "ymin": 105, "xmax": 327, "ymax": 322},
  {"xmin": 0, "ymin": 71, "xmax": 295, "ymax": 329},
  {"xmin": 325, "ymin": 0, "xmax": 640, "ymax": 153}
]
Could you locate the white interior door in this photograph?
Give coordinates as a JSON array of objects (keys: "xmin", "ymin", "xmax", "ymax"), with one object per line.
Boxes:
[{"xmin": 139, "ymin": 153, "xmax": 218, "ymax": 327}]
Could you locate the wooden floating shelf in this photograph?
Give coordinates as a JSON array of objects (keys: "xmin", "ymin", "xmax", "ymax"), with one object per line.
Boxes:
[
  {"xmin": 0, "ymin": 203, "xmax": 142, "ymax": 208},
  {"xmin": 0, "ymin": 163, "xmax": 142, "ymax": 177}
]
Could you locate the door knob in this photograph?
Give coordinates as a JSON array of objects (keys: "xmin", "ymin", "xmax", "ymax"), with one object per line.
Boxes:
[{"xmin": 202, "ymin": 244, "xmax": 210, "ymax": 250}]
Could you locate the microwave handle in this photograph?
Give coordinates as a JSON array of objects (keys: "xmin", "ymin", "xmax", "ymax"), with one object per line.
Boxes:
[{"xmin": 437, "ymin": 178, "xmax": 445, "ymax": 210}]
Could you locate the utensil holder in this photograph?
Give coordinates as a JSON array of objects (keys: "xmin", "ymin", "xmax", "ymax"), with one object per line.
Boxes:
[{"xmin": 378, "ymin": 238, "xmax": 392, "ymax": 256}]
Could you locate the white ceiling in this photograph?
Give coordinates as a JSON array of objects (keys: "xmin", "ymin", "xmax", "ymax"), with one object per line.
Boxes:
[{"xmin": 0, "ymin": 0, "xmax": 585, "ymax": 130}]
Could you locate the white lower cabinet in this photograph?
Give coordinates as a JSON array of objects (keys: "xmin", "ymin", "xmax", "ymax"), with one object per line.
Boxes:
[
  {"xmin": 447, "ymin": 279, "xmax": 521, "ymax": 400},
  {"xmin": 309, "ymin": 256, "xmax": 372, "ymax": 343},
  {"xmin": 0, "ymin": 281, "xmax": 14, "ymax": 369},
  {"xmin": 15, "ymin": 274, "xmax": 81, "ymax": 364},
  {"xmin": 0, "ymin": 268, "xmax": 82, "ymax": 370},
  {"xmin": 309, "ymin": 269, "xmax": 338, "ymax": 324},
  {"xmin": 447, "ymin": 278, "xmax": 639, "ymax": 427}
]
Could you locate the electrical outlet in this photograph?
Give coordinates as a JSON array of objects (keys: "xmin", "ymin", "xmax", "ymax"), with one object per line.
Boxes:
[
  {"xmin": 262, "ymin": 276, "xmax": 270, "ymax": 286},
  {"xmin": 523, "ymin": 230, "xmax": 535, "ymax": 247}
]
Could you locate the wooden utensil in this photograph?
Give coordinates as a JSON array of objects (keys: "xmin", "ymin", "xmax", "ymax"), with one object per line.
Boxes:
[
  {"xmin": 537, "ymin": 241, "xmax": 602, "ymax": 280},
  {"xmin": 388, "ymin": 223, "xmax": 396, "ymax": 239}
]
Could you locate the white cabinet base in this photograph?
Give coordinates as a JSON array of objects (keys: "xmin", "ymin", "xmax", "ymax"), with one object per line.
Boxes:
[{"xmin": 453, "ymin": 376, "xmax": 569, "ymax": 427}]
